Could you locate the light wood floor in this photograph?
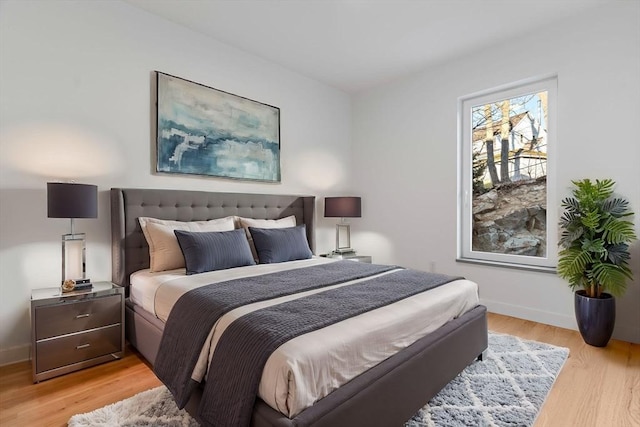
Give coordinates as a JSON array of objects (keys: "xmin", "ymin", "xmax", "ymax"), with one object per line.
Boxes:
[{"xmin": 1, "ymin": 312, "xmax": 638, "ymax": 426}]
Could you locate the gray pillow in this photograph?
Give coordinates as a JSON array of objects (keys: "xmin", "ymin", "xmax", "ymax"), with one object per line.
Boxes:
[
  {"xmin": 248, "ymin": 225, "xmax": 313, "ymax": 264},
  {"xmin": 174, "ymin": 228, "xmax": 255, "ymax": 275}
]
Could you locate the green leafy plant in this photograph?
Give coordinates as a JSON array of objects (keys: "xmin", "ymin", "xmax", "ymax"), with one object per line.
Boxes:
[{"xmin": 558, "ymin": 179, "xmax": 636, "ymax": 298}]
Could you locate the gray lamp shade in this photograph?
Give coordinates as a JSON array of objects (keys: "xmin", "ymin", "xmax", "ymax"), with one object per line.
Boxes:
[
  {"xmin": 324, "ymin": 197, "xmax": 362, "ymax": 218},
  {"xmin": 47, "ymin": 183, "xmax": 98, "ymax": 219}
]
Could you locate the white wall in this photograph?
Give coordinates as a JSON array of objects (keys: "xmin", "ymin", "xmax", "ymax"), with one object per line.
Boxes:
[
  {"xmin": 352, "ymin": 4, "xmax": 640, "ymax": 343},
  {"xmin": 2, "ymin": 2, "xmax": 638, "ymax": 367},
  {"xmin": 0, "ymin": 1, "xmax": 352, "ymax": 364}
]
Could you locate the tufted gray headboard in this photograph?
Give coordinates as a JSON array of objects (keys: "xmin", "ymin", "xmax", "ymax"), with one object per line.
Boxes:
[{"xmin": 110, "ymin": 188, "xmax": 316, "ymax": 287}]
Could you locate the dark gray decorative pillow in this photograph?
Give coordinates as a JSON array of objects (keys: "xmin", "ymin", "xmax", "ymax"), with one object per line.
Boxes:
[
  {"xmin": 248, "ymin": 225, "xmax": 313, "ymax": 264},
  {"xmin": 174, "ymin": 228, "xmax": 255, "ymax": 275}
]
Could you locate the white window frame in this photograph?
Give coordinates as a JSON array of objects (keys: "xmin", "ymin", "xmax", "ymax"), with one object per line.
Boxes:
[{"xmin": 457, "ymin": 74, "xmax": 558, "ymax": 272}]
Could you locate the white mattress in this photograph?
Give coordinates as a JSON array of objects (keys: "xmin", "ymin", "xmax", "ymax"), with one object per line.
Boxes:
[{"xmin": 130, "ymin": 258, "xmax": 479, "ymax": 417}]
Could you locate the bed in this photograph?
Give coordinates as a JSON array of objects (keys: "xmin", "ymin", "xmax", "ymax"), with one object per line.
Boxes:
[{"xmin": 110, "ymin": 187, "xmax": 488, "ymax": 427}]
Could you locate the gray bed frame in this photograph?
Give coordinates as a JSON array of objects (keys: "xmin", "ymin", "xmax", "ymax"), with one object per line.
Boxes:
[{"xmin": 110, "ymin": 187, "xmax": 488, "ymax": 427}]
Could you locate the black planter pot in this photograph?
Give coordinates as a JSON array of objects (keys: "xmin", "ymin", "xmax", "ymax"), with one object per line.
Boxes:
[{"xmin": 574, "ymin": 290, "xmax": 616, "ymax": 347}]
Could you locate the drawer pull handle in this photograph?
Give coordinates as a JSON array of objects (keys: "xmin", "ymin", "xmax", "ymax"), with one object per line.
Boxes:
[
  {"xmin": 76, "ymin": 344, "xmax": 91, "ymax": 350},
  {"xmin": 75, "ymin": 314, "xmax": 90, "ymax": 319}
]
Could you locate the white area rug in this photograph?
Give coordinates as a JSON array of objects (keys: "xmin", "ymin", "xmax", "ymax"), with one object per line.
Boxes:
[
  {"xmin": 406, "ymin": 333, "xmax": 569, "ymax": 426},
  {"xmin": 68, "ymin": 333, "xmax": 568, "ymax": 427},
  {"xmin": 68, "ymin": 386, "xmax": 197, "ymax": 427}
]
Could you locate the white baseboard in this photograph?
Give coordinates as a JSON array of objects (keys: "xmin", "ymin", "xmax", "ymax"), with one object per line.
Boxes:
[
  {"xmin": 609, "ymin": 324, "xmax": 640, "ymax": 344},
  {"xmin": 0, "ymin": 344, "xmax": 30, "ymax": 367},
  {"xmin": 481, "ymin": 298, "xmax": 639, "ymax": 344},
  {"xmin": 480, "ymin": 298, "xmax": 577, "ymax": 331}
]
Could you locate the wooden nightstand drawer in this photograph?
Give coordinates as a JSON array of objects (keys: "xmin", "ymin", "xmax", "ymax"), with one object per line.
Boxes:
[
  {"xmin": 36, "ymin": 324, "xmax": 122, "ymax": 373},
  {"xmin": 35, "ymin": 294, "xmax": 121, "ymax": 340}
]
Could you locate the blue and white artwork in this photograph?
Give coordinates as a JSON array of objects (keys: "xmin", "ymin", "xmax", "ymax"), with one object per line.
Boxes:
[{"xmin": 156, "ymin": 72, "xmax": 280, "ymax": 182}]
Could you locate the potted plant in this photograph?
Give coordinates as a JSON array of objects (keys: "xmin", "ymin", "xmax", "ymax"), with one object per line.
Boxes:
[{"xmin": 557, "ymin": 178, "xmax": 636, "ymax": 347}]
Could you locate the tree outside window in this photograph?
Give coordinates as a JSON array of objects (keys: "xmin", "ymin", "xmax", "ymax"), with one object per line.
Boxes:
[{"xmin": 458, "ymin": 76, "xmax": 557, "ymax": 271}]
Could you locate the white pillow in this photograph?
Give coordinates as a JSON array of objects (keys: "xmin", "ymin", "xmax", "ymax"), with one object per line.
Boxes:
[
  {"xmin": 238, "ymin": 215, "xmax": 297, "ymax": 260},
  {"xmin": 138, "ymin": 216, "xmax": 235, "ymax": 272}
]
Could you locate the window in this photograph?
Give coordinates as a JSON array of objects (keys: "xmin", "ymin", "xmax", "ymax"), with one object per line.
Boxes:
[{"xmin": 457, "ymin": 75, "xmax": 557, "ymax": 271}]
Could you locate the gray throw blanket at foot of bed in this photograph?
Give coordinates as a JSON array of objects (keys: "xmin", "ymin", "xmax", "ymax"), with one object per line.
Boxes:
[
  {"xmin": 155, "ymin": 261, "xmax": 398, "ymax": 408},
  {"xmin": 200, "ymin": 268, "xmax": 461, "ymax": 427}
]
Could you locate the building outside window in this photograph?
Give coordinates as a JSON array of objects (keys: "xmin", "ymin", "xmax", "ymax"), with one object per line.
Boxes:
[{"xmin": 457, "ymin": 75, "xmax": 558, "ymax": 271}]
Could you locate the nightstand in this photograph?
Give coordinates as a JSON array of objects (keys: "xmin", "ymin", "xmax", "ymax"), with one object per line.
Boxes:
[
  {"xmin": 321, "ymin": 253, "xmax": 372, "ymax": 263},
  {"xmin": 30, "ymin": 281, "xmax": 124, "ymax": 382}
]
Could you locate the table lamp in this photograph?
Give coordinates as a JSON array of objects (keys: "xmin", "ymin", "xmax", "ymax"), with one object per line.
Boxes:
[
  {"xmin": 47, "ymin": 183, "xmax": 97, "ymax": 284},
  {"xmin": 324, "ymin": 196, "xmax": 361, "ymax": 255}
]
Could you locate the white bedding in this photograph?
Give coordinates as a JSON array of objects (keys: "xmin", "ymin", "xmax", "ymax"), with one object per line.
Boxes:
[{"xmin": 130, "ymin": 258, "xmax": 479, "ymax": 417}]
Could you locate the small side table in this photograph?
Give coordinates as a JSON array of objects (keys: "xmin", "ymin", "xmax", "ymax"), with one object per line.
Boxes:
[
  {"xmin": 31, "ymin": 281, "xmax": 124, "ymax": 382},
  {"xmin": 320, "ymin": 253, "xmax": 372, "ymax": 263}
]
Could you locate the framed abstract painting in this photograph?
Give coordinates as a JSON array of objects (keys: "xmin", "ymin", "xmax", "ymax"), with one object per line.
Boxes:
[{"xmin": 155, "ymin": 72, "xmax": 281, "ymax": 182}]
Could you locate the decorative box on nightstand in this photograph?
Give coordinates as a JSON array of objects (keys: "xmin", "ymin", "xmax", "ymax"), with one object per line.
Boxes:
[
  {"xmin": 30, "ymin": 281, "xmax": 124, "ymax": 382},
  {"xmin": 321, "ymin": 253, "xmax": 372, "ymax": 263}
]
